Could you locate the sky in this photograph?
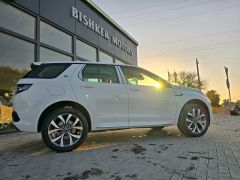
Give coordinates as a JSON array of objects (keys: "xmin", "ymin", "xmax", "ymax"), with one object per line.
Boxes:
[{"xmin": 92, "ymin": 0, "xmax": 240, "ymax": 101}]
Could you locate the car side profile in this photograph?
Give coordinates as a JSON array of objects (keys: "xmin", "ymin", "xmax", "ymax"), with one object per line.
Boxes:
[{"xmin": 13, "ymin": 62, "xmax": 213, "ymax": 152}]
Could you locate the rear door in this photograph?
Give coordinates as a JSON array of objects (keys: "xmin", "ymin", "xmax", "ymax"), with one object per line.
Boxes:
[{"xmin": 72, "ymin": 64, "xmax": 129, "ymax": 130}]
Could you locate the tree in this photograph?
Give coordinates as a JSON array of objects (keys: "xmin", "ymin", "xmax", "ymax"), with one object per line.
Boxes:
[
  {"xmin": 169, "ymin": 71, "xmax": 207, "ymax": 89},
  {"xmin": 0, "ymin": 66, "xmax": 28, "ymax": 91},
  {"xmin": 206, "ymin": 90, "xmax": 220, "ymax": 107}
]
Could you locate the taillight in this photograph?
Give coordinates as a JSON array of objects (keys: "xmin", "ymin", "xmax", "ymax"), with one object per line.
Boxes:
[{"xmin": 15, "ymin": 84, "xmax": 32, "ymax": 94}]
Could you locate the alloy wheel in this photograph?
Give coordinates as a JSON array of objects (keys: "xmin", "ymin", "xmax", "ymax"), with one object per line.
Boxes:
[
  {"xmin": 48, "ymin": 113, "xmax": 83, "ymax": 148},
  {"xmin": 186, "ymin": 108, "xmax": 207, "ymax": 134}
]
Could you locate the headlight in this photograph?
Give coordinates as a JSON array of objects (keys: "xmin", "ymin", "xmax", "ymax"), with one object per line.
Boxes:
[{"xmin": 15, "ymin": 84, "xmax": 32, "ymax": 94}]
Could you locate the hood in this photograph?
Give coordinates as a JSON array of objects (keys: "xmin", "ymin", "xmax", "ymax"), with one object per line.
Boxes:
[{"xmin": 172, "ymin": 85, "xmax": 202, "ymax": 93}]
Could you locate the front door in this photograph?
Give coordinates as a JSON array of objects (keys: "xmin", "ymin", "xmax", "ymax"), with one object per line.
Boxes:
[{"xmin": 120, "ymin": 66, "xmax": 176, "ymax": 127}]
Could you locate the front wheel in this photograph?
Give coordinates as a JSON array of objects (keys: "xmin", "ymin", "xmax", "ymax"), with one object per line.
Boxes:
[
  {"xmin": 178, "ymin": 104, "xmax": 210, "ymax": 137},
  {"xmin": 41, "ymin": 108, "xmax": 88, "ymax": 152}
]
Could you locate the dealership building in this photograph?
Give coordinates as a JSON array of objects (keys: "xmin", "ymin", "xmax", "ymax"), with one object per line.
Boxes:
[{"xmin": 0, "ymin": 0, "xmax": 138, "ymax": 93}]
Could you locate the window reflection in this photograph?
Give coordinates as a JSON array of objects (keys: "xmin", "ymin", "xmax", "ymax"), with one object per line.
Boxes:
[
  {"xmin": 40, "ymin": 21, "xmax": 72, "ymax": 53},
  {"xmin": 0, "ymin": 1, "xmax": 35, "ymax": 38},
  {"xmin": 0, "ymin": 32, "xmax": 34, "ymax": 92},
  {"xmin": 76, "ymin": 40, "xmax": 97, "ymax": 61},
  {"xmin": 115, "ymin": 59, "xmax": 125, "ymax": 64},
  {"xmin": 40, "ymin": 47, "xmax": 72, "ymax": 62},
  {"xmin": 99, "ymin": 51, "xmax": 113, "ymax": 63}
]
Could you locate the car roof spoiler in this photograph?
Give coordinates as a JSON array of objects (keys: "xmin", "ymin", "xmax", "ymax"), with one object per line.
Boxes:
[{"xmin": 30, "ymin": 62, "xmax": 43, "ymax": 69}]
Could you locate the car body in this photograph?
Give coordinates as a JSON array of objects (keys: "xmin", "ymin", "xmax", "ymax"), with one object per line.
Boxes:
[
  {"xmin": 13, "ymin": 62, "xmax": 213, "ymax": 152},
  {"xmin": 230, "ymin": 104, "xmax": 240, "ymax": 115},
  {"xmin": 0, "ymin": 95, "xmax": 13, "ymax": 129}
]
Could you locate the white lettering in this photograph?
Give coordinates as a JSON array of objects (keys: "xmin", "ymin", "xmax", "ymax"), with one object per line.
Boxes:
[
  {"xmin": 88, "ymin": 18, "xmax": 95, "ymax": 30},
  {"xmin": 95, "ymin": 24, "xmax": 100, "ymax": 34},
  {"xmin": 78, "ymin": 11, "xmax": 82, "ymax": 22},
  {"xmin": 71, "ymin": 7, "xmax": 133, "ymax": 56},
  {"xmin": 100, "ymin": 27, "xmax": 104, "ymax": 37},
  {"xmin": 71, "ymin": 7, "xmax": 78, "ymax": 19},
  {"xmin": 104, "ymin": 31, "xmax": 109, "ymax": 40},
  {"xmin": 111, "ymin": 36, "xmax": 117, "ymax": 45},
  {"xmin": 83, "ymin": 15, "xmax": 88, "ymax": 26}
]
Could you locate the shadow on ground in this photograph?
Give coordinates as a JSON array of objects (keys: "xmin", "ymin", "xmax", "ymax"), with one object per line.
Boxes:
[{"xmin": 0, "ymin": 126, "xmax": 184, "ymax": 155}]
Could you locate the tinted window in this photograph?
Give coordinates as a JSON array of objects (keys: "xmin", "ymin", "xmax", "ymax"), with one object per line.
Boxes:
[
  {"xmin": 24, "ymin": 64, "xmax": 70, "ymax": 79},
  {"xmin": 99, "ymin": 51, "xmax": 114, "ymax": 63},
  {"xmin": 121, "ymin": 66, "xmax": 161, "ymax": 87},
  {"xmin": 0, "ymin": 1, "xmax": 35, "ymax": 38},
  {"xmin": 40, "ymin": 21, "xmax": 72, "ymax": 52},
  {"xmin": 115, "ymin": 59, "xmax": 125, "ymax": 65},
  {"xmin": 0, "ymin": 32, "xmax": 34, "ymax": 91},
  {"xmin": 40, "ymin": 47, "xmax": 72, "ymax": 62},
  {"xmin": 76, "ymin": 40, "xmax": 97, "ymax": 61},
  {"xmin": 82, "ymin": 65, "xmax": 119, "ymax": 84}
]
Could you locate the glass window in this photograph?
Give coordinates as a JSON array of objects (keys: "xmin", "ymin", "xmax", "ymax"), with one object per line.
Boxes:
[
  {"xmin": 24, "ymin": 64, "xmax": 70, "ymax": 79},
  {"xmin": 121, "ymin": 66, "xmax": 161, "ymax": 87},
  {"xmin": 115, "ymin": 59, "xmax": 125, "ymax": 65},
  {"xmin": 82, "ymin": 64, "xmax": 119, "ymax": 84},
  {"xmin": 40, "ymin": 21, "xmax": 72, "ymax": 53},
  {"xmin": 99, "ymin": 51, "xmax": 114, "ymax": 63},
  {"xmin": 0, "ymin": 2, "xmax": 35, "ymax": 38},
  {"xmin": 0, "ymin": 32, "xmax": 34, "ymax": 92},
  {"xmin": 76, "ymin": 40, "xmax": 97, "ymax": 61},
  {"xmin": 40, "ymin": 47, "xmax": 72, "ymax": 62}
]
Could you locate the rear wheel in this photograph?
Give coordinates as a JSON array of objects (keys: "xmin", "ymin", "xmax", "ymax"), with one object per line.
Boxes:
[
  {"xmin": 178, "ymin": 103, "xmax": 210, "ymax": 137},
  {"xmin": 41, "ymin": 108, "xmax": 88, "ymax": 152}
]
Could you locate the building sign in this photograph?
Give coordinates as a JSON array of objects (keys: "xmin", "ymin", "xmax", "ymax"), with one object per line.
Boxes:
[{"xmin": 71, "ymin": 7, "xmax": 132, "ymax": 56}]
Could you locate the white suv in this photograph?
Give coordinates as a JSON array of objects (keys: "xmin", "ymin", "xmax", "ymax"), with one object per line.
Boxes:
[{"xmin": 13, "ymin": 62, "xmax": 213, "ymax": 152}]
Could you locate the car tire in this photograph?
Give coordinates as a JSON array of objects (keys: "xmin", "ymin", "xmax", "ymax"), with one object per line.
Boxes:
[
  {"xmin": 177, "ymin": 103, "xmax": 210, "ymax": 137},
  {"xmin": 41, "ymin": 108, "xmax": 88, "ymax": 152}
]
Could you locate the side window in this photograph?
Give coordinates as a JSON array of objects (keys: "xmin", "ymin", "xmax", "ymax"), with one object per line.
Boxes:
[
  {"xmin": 121, "ymin": 66, "xmax": 161, "ymax": 87},
  {"xmin": 82, "ymin": 64, "xmax": 119, "ymax": 84}
]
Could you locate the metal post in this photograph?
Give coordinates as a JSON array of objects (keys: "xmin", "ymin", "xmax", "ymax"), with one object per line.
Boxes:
[
  {"xmin": 196, "ymin": 58, "xmax": 201, "ymax": 90},
  {"xmin": 224, "ymin": 66, "xmax": 231, "ymax": 103}
]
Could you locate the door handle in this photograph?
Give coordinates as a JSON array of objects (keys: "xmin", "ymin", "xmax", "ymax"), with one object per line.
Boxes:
[
  {"xmin": 129, "ymin": 88, "xmax": 141, "ymax": 92},
  {"xmin": 175, "ymin": 92, "xmax": 183, "ymax": 96},
  {"xmin": 80, "ymin": 85, "xmax": 95, "ymax": 89}
]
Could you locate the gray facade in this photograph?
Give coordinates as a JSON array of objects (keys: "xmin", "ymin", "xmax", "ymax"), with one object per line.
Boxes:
[{"xmin": 1, "ymin": 0, "xmax": 138, "ymax": 65}]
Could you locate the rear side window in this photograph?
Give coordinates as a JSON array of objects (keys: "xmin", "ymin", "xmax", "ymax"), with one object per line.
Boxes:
[
  {"xmin": 82, "ymin": 64, "xmax": 119, "ymax": 84},
  {"xmin": 24, "ymin": 64, "xmax": 70, "ymax": 79}
]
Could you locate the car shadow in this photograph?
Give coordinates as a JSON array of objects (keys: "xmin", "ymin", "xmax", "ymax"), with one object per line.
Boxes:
[{"xmin": 0, "ymin": 126, "xmax": 184, "ymax": 155}]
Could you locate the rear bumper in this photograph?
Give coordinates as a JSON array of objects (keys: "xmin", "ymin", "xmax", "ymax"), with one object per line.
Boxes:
[{"xmin": 12, "ymin": 91, "xmax": 41, "ymax": 133}]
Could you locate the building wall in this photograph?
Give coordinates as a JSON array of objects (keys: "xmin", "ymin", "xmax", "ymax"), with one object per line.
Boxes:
[
  {"xmin": 0, "ymin": 0, "xmax": 138, "ymax": 95},
  {"xmin": 12, "ymin": 0, "xmax": 138, "ymax": 65}
]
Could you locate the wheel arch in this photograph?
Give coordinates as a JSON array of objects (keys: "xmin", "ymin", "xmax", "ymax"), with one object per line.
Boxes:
[
  {"xmin": 179, "ymin": 99, "xmax": 210, "ymax": 121},
  {"xmin": 37, "ymin": 101, "xmax": 91, "ymax": 132}
]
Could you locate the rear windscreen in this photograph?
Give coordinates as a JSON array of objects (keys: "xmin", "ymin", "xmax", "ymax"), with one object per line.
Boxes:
[{"xmin": 23, "ymin": 64, "xmax": 70, "ymax": 79}]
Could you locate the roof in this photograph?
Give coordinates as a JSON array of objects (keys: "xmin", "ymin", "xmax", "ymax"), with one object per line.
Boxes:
[
  {"xmin": 85, "ymin": 0, "xmax": 138, "ymax": 46},
  {"xmin": 32, "ymin": 61, "xmax": 135, "ymax": 67}
]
